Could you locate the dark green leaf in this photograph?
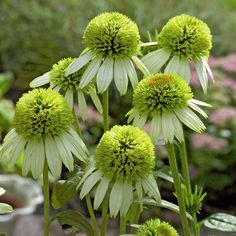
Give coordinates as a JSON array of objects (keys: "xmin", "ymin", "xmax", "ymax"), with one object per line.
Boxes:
[
  {"xmin": 204, "ymin": 213, "xmax": 236, "ymax": 232},
  {"xmin": 0, "ymin": 72, "xmax": 13, "ymax": 98},
  {"xmin": 52, "ymin": 210, "xmax": 94, "ymax": 236},
  {"xmin": 52, "ymin": 172, "xmax": 81, "ymax": 209}
]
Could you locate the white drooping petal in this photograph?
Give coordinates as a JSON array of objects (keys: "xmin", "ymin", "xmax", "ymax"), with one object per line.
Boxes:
[
  {"xmin": 188, "ymin": 101, "xmax": 208, "ymax": 118},
  {"xmin": 109, "ymin": 180, "xmax": 123, "ymax": 218},
  {"xmin": 142, "ymin": 48, "xmax": 170, "ymax": 74},
  {"xmin": 22, "ymin": 141, "xmax": 33, "ymax": 176},
  {"xmin": 195, "ymin": 59, "xmax": 208, "ymax": 94},
  {"xmin": 89, "ymin": 87, "xmax": 103, "ymax": 114},
  {"xmin": 190, "ymin": 98, "xmax": 211, "ymax": 107},
  {"xmin": 161, "ymin": 112, "xmax": 175, "ymax": 143},
  {"xmin": 126, "ymin": 108, "xmax": 138, "ymax": 123},
  {"xmin": 123, "ymin": 58, "xmax": 138, "ymax": 89},
  {"xmin": 114, "ymin": 58, "xmax": 128, "ymax": 95},
  {"xmin": 45, "ymin": 135, "xmax": 62, "ymax": 178},
  {"xmin": 80, "ymin": 170, "xmax": 102, "ymax": 199},
  {"xmin": 78, "ymin": 90, "xmax": 87, "ymax": 121},
  {"xmin": 0, "ymin": 129, "xmax": 19, "ymax": 155},
  {"xmin": 135, "ymin": 180, "xmax": 143, "ymax": 202},
  {"xmin": 133, "ymin": 113, "xmax": 148, "ymax": 129},
  {"xmin": 54, "ymin": 136, "xmax": 74, "ymax": 172},
  {"xmin": 201, "ymin": 57, "xmax": 214, "ymax": 81},
  {"xmin": 30, "ymin": 73, "xmax": 50, "ymax": 88},
  {"xmin": 132, "ymin": 56, "xmax": 150, "ymax": 76},
  {"xmin": 65, "ymin": 89, "xmax": 74, "ymax": 109},
  {"xmin": 141, "ymin": 175, "xmax": 161, "ymax": 202},
  {"xmin": 171, "ymin": 114, "xmax": 184, "ymax": 142},
  {"xmin": 77, "ymin": 165, "xmax": 96, "ymax": 190},
  {"xmin": 51, "ymin": 85, "xmax": 61, "ymax": 92},
  {"xmin": 94, "ymin": 176, "xmax": 110, "ymax": 210},
  {"xmin": 96, "ymin": 56, "xmax": 114, "ymax": 93},
  {"xmin": 149, "ymin": 114, "xmax": 162, "ymax": 144},
  {"xmin": 66, "ymin": 51, "xmax": 95, "ymax": 76},
  {"xmin": 80, "ymin": 56, "xmax": 103, "ymax": 88},
  {"xmin": 30, "ymin": 138, "xmax": 45, "ymax": 179},
  {"xmin": 120, "ymin": 181, "xmax": 133, "ymax": 216}
]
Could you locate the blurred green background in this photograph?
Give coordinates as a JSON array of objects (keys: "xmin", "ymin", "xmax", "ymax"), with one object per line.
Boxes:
[{"xmin": 0, "ymin": 0, "xmax": 236, "ymax": 232}]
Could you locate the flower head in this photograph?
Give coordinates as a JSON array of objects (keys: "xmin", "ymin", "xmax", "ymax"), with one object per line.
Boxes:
[
  {"xmin": 137, "ymin": 218, "xmax": 179, "ymax": 236},
  {"xmin": 30, "ymin": 58, "xmax": 103, "ymax": 120},
  {"xmin": 127, "ymin": 73, "xmax": 210, "ymax": 143},
  {"xmin": 142, "ymin": 14, "xmax": 213, "ymax": 93},
  {"xmin": 0, "ymin": 89, "xmax": 88, "ymax": 179},
  {"xmin": 79, "ymin": 125, "xmax": 160, "ymax": 217},
  {"xmin": 66, "ymin": 12, "xmax": 146, "ymax": 95}
]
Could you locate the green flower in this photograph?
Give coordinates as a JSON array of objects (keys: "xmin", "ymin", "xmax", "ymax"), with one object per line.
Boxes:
[
  {"xmin": 0, "ymin": 89, "xmax": 88, "ymax": 179},
  {"xmin": 78, "ymin": 125, "xmax": 160, "ymax": 217},
  {"xmin": 30, "ymin": 58, "xmax": 102, "ymax": 120},
  {"xmin": 66, "ymin": 12, "xmax": 147, "ymax": 95},
  {"xmin": 142, "ymin": 14, "xmax": 213, "ymax": 93},
  {"xmin": 0, "ymin": 187, "xmax": 13, "ymax": 214},
  {"xmin": 127, "ymin": 73, "xmax": 211, "ymax": 144},
  {"xmin": 137, "ymin": 218, "xmax": 179, "ymax": 236}
]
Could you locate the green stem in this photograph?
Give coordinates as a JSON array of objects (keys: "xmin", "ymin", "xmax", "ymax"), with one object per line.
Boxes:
[
  {"xmin": 166, "ymin": 143, "xmax": 190, "ymax": 236},
  {"xmin": 73, "ymin": 107, "xmax": 82, "ymax": 137},
  {"xmin": 193, "ymin": 214, "xmax": 199, "ymax": 236},
  {"xmin": 101, "ymin": 192, "xmax": 109, "ymax": 236},
  {"xmin": 85, "ymin": 194, "xmax": 100, "ymax": 236},
  {"xmin": 119, "ymin": 216, "xmax": 126, "ymax": 234},
  {"xmin": 102, "ymin": 89, "xmax": 109, "ymax": 132},
  {"xmin": 43, "ymin": 160, "xmax": 50, "ymax": 236},
  {"xmin": 178, "ymin": 141, "xmax": 191, "ymax": 194}
]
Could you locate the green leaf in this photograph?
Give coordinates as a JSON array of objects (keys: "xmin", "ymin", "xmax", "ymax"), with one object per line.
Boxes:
[
  {"xmin": 0, "ymin": 203, "xmax": 13, "ymax": 214},
  {"xmin": 52, "ymin": 172, "xmax": 81, "ymax": 209},
  {"xmin": 203, "ymin": 213, "xmax": 236, "ymax": 232},
  {"xmin": 154, "ymin": 166, "xmax": 173, "ymax": 183},
  {"xmin": 52, "ymin": 210, "xmax": 94, "ymax": 236},
  {"xmin": 0, "ymin": 72, "xmax": 14, "ymax": 98}
]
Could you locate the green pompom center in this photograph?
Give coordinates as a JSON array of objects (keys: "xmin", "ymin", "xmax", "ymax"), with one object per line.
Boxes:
[
  {"xmin": 94, "ymin": 125, "xmax": 155, "ymax": 182},
  {"xmin": 137, "ymin": 218, "xmax": 179, "ymax": 236},
  {"xmin": 14, "ymin": 89, "xmax": 73, "ymax": 139},
  {"xmin": 133, "ymin": 73, "xmax": 193, "ymax": 116},
  {"xmin": 83, "ymin": 12, "xmax": 141, "ymax": 58},
  {"xmin": 49, "ymin": 58, "xmax": 84, "ymax": 91},
  {"xmin": 158, "ymin": 14, "xmax": 212, "ymax": 61}
]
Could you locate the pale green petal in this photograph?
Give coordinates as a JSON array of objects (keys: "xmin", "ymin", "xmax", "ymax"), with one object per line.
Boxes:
[
  {"xmin": 195, "ymin": 59, "xmax": 208, "ymax": 94},
  {"xmin": 30, "ymin": 72, "xmax": 50, "ymax": 88},
  {"xmin": 94, "ymin": 176, "xmax": 110, "ymax": 209},
  {"xmin": 22, "ymin": 141, "xmax": 33, "ymax": 176},
  {"xmin": 171, "ymin": 114, "xmax": 184, "ymax": 142},
  {"xmin": 65, "ymin": 89, "xmax": 74, "ymax": 109},
  {"xmin": 201, "ymin": 57, "xmax": 214, "ymax": 81},
  {"xmin": 149, "ymin": 114, "xmax": 161, "ymax": 144},
  {"xmin": 80, "ymin": 56, "xmax": 103, "ymax": 88},
  {"xmin": 96, "ymin": 56, "xmax": 114, "ymax": 93},
  {"xmin": 123, "ymin": 58, "xmax": 138, "ymax": 89},
  {"xmin": 141, "ymin": 175, "xmax": 161, "ymax": 202},
  {"xmin": 190, "ymin": 98, "xmax": 211, "ymax": 107},
  {"xmin": 77, "ymin": 165, "xmax": 96, "ymax": 190},
  {"xmin": 80, "ymin": 170, "xmax": 102, "ymax": 199},
  {"xmin": 120, "ymin": 181, "xmax": 133, "ymax": 216},
  {"xmin": 88, "ymin": 87, "xmax": 103, "ymax": 114},
  {"xmin": 0, "ymin": 129, "xmax": 19, "ymax": 155},
  {"xmin": 78, "ymin": 90, "xmax": 87, "ymax": 121},
  {"xmin": 0, "ymin": 188, "xmax": 5, "ymax": 196},
  {"xmin": 109, "ymin": 180, "xmax": 123, "ymax": 217},
  {"xmin": 164, "ymin": 56, "xmax": 180, "ymax": 74},
  {"xmin": 30, "ymin": 138, "xmax": 45, "ymax": 179},
  {"xmin": 132, "ymin": 56, "xmax": 150, "ymax": 76},
  {"xmin": 188, "ymin": 101, "xmax": 208, "ymax": 118},
  {"xmin": 66, "ymin": 51, "xmax": 94, "ymax": 76},
  {"xmin": 51, "ymin": 85, "xmax": 61, "ymax": 92},
  {"xmin": 114, "ymin": 58, "xmax": 128, "ymax": 95},
  {"xmin": 135, "ymin": 180, "xmax": 143, "ymax": 202},
  {"xmin": 142, "ymin": 49, "xmax": 170, "ymax": 74},
  {"xmin": 161, "ymin": 112, "xmax": 175, "ymax": 143},
  {"xmin": 0, "ymin": 203, "xmax": 13, "ymax": 214},
  {"xmin": 133, "ymin": 113, "xmax": 148, "ymax": 128},
  {"xmin": 45, "ymin": 135, "xmax": 62, "ymax": 178},
  {"xmin": 54, "ymin": 136, "xmax": 74, "ymax": 172},
  {"xmin": 126, "ymin": 108, "xmax": 138, "ymax": 123}
]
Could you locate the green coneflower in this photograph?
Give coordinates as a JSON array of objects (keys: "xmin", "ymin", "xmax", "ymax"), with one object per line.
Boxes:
[
  {"xmin": 0, "ymin": 89, "xmax": 88, "ymax": 179},
  {"xmin": 0, "ymin": 187, "xmax": 13, "ymax": 214},
  {"xmin": 30, "ymin": 58, "xmax": 102, "ymax": 120},
  {"xmin": 137, "ymin": 218, "xmax": 179, "ymax": 236},
  {"xmin": 78, "ymin": 125, "xmax": 160, "ymax": 217},
  {"xmin": 66, "ymin": 12, "xmax": 146, "ymax": 95},
  {"xmin": 127, "ymin": 73, "xmax": 211, "ymax": 144},
  {"xmin": 142, "ymin": 14, "xmax": 213, "ymax": 93}
]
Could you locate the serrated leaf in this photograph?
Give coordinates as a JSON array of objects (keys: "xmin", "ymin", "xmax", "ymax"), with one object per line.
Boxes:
[
  {"xmin": 204, "ymin": 213, "xmax": 236, "ymax": 232},
  {"xmin": 52, "ymin": 210, "xmax": 94, "ymax": 236},
  {"xmin": 52, "ymin": 172, "xmax": 81, "ymax": 209}
]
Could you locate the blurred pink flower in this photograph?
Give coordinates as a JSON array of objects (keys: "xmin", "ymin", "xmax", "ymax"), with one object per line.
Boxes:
[
  {"xmin": 209, "ymin": 107, "xmax": 236, "ymax": 126},
  {"xmin": 191, "ymin": 133, "xmax": 228, "ymax": 151},
  {"xmin": 222, "ymin": 54, "xmax": 236, "ymax": 72}
]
